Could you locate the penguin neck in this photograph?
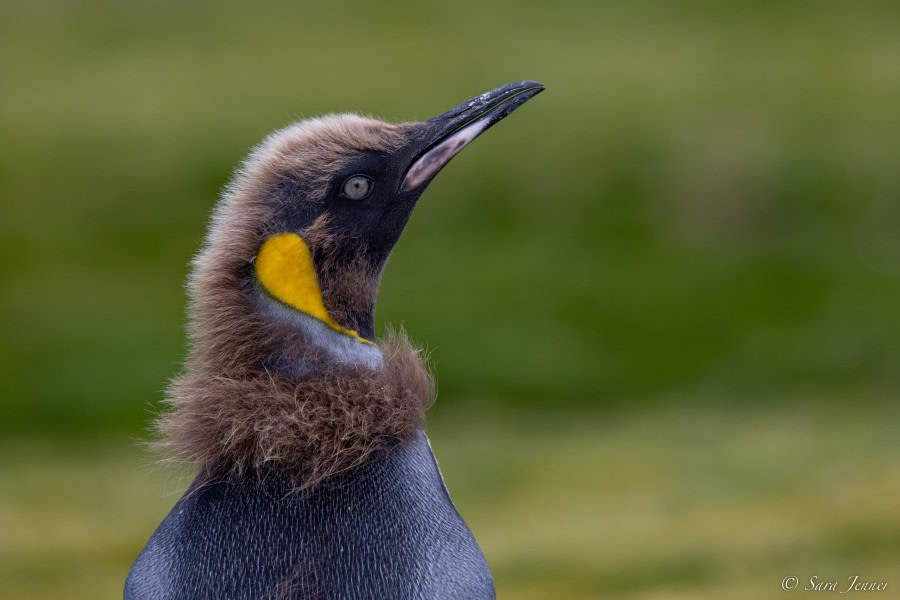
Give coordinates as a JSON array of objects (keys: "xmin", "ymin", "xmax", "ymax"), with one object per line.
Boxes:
[
  {"xmin": 324, "ymin": 300, "xmax": 377, "ymax": 343},
  {"xmin": 312, "ymin": 248, "xmax": 387, "ymax": 345}
]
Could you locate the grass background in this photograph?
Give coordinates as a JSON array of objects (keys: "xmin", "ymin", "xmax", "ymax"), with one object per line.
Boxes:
[{"xmin": 1, "ymin": 1, "xmax": 898, "ymax": 598}]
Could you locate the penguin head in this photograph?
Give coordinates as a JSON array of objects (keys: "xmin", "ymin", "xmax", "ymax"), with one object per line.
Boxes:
[
  {"xmin": 190, "ymin": 81, "xmax": 543, "ymax": 376},
  {"xmin": 160, "ymin": 82, "xmax": 543, "ymax": 484}
]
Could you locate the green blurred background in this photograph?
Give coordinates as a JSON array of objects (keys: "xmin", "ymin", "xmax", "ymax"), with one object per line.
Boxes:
[{"xmin": 1, "ymin": 1, "xmax": 898, "ymax": 598}]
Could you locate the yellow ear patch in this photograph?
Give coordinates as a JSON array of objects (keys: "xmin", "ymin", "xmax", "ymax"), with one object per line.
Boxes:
[{"xmin": 255, "ymin": 233, "xmax": 372, "ymax": 345}]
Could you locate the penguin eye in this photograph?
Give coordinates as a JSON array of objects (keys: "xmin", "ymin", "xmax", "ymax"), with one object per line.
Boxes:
[{"xmin": 341, "ymin": 175, "xmax": 373, "ymax": 200}]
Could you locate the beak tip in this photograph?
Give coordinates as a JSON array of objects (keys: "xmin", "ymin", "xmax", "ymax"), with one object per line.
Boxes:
[{"xmin": 401, "ymin": 80, "xmax": 545, "ymax": 192}]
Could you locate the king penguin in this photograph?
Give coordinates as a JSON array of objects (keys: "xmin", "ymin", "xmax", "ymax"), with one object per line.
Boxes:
[{"xmin": 125, "ymin": 80, "xmax": 543, "ymax": 600}]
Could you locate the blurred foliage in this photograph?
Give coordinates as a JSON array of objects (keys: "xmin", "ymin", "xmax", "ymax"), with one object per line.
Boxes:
[{"xmin": 1, "ymin": 0, "xmax": 899, "ymax": 433}]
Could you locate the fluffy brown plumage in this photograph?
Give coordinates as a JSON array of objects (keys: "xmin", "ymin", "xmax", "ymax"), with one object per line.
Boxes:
[
  {"xmin": 157, "ymin": 330, "xmax": 434, "ymax": 489},
  {"xmin": 153, "ymin": 115, "xmax": 434, "ymax": 489}
]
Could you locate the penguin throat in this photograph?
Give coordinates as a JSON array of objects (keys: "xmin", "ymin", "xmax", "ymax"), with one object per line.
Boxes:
[{"xmin": 254, "ymin": 232, "xmax": 374, "ymax": 347}]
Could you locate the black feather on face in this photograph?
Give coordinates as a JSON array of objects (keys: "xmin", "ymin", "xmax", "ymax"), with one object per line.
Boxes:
[
  {"xmin": 272, "ymin": 147, "xmax": 425, "ymax": 268},
  {"xmin": 267, "ymin": 80, "xmax": 545, "ymax": 283},
  {"xmin": 257, "ymin": 143, "xmax": 427, "ymax": 342}
]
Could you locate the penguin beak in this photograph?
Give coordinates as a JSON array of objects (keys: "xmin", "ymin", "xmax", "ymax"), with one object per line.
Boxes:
[{"xmin": 400, "ymin": 80, "xmax": 544, "ymax": 192}]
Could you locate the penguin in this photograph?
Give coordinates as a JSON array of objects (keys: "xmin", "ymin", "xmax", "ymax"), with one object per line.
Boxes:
[{"xmin": 125, "ymin": 80, "xmax": 544, "ymax": 600}]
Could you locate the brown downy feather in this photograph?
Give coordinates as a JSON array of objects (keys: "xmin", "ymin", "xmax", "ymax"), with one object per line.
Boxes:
[{"xmin": 156, "ymin": 330, "xmax": 435, "ymax": 490}]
